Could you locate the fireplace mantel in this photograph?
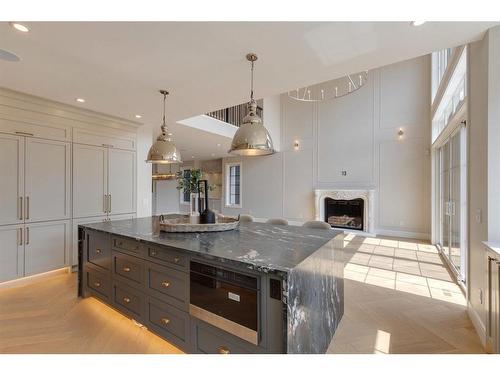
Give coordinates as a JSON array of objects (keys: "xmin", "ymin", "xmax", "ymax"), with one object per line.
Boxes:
[{"xmin": 314, "ymin": 189, "xmax": 375, "ymax": 234}]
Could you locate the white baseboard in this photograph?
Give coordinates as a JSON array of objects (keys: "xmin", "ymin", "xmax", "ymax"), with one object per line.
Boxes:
[
  {"xmin": 467, "ymin": 300, "xmax": 487, "ymax": 348},
  {"xmin": 374, "ymin": 228, "xmax": 431, "ymax": 241},
  {"xmin": 0, "ymin": 267, "xmax": 71, "ymax": 290}
]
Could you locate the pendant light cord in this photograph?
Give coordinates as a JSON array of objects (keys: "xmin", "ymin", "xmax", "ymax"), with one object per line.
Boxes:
[{"xmin": 250, "ymin": 59, "xmax": 254, "ymax": 101}]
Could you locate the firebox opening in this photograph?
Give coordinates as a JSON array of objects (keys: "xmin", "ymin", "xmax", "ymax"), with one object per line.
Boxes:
[{"xmin": 325, "ymin": 197, "xmax": 364, "ymax": 231}]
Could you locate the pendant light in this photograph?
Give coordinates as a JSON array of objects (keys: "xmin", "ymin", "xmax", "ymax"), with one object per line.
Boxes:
[
  {"xmin": 228, "ymin": 53, "xmax": 275, "ymax": 156},
  {"xmin": 146, "ymin": 90, "xmax": 182, "ymax": 164}
]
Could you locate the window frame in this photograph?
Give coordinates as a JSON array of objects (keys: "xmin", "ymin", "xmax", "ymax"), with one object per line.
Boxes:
[{"xmin": 225, "ymin": 162, "xmax": 242, "ymax": 208}]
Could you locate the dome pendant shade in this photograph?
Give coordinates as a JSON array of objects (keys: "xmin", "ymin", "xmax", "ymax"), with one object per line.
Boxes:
[
  {"xmin": 229, "ymin": 53, "xmax": 275, "ymax": 156},
  {"xmin": 146, "ymin": 90, "xmax": 182, "ymax": 164},
  {"xmin": 229, "ymin": 100, "xmax": 274, "ymax": 156}
]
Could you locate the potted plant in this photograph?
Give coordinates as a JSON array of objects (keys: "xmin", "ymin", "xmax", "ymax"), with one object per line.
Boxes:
[{"xmin": 176, "ymin": 169, "xmax": 214, "ymax": 223}]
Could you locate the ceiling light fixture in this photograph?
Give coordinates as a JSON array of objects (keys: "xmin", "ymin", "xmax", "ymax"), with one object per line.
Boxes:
[
  {"xmin": 76, "ymin": 98, "xmax": 85, "ymax": 103},
  {"xmin": 135, "ymin": 114, "xmax": 142, "ymax": 119},
  {"xmin": 10, "ymin": 22, "xmax": 29, "ymax": 33},
  {"xmin": 0, "ymin": 48, "xmax": 21, "ymax": 62},
  {"xmin": 288, "ymin": 71, "xmax": 368, "ymax": 102},
  {"xmin": 229, "ymin": 53, "xmax": 275, "ymax": 156},
  {"xmin": 146, "ymin": 90, "xmax": 182, "ymax": 164},
  {"xmin": 411, "ymin": 21, "xmax": 426, "ymax": 26}
]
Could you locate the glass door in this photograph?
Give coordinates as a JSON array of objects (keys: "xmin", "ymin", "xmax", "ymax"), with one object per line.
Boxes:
[{"xmin": 437, "ymin": 124, "xmax": 467, "ymax": 283}]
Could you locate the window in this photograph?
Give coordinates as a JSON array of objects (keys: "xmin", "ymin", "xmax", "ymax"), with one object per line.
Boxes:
[
  {"xmin": 225, "ymin": 162, "xmax": 241, "ymax": 208},
  {"xmin": 431, "ymin": 48, "xmax": 454, "ymax": 101},
  {"xmin": 179, "ymin": 168, "xmax": 191, "ymax": 205}
]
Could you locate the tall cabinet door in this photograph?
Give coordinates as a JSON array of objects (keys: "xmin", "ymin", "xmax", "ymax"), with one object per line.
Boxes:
[
  {"xmin": 73, "ymin": 144, "xmax": 108, "ymax": 218},
  {"xmin": 24, "ymin": 220, "xmax": 70, "ymax": 276},
  {"xmin": 25, "ymin": 138, "xmax": 71, "ymax": 222},
  {"xmin": 0, "ymin": 224, "xmax": 24, "ymax": 282},
  {"xmin": 108, "ymin": 148, "xmax": 136, "ymax": 215},
  {"xmin": 0, "ymin": 134, "xmax": 24, "ymax": 225}
]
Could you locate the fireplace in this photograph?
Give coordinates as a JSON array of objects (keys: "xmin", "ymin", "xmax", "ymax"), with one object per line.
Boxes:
[
  {"xmin": 314, "ymin": 189, "xmax": 375, "ymax": 234},
  {"xmin": 325, "ymin": 198, "xmax": 364, "ymax": 230}
]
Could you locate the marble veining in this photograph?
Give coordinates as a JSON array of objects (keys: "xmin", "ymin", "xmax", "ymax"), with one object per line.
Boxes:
[{"xmin": 80, "ymin": 216, "xmax": 341, "ymax": 273}]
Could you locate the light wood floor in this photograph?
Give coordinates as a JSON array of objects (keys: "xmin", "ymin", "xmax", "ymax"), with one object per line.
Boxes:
[
  {"xmin": 0, "ymin": 235, "xmax": 484, "ymax": 354},
  {"xmin": 327, "ymin": 234, "xmax": 484, "ymax": 354}
]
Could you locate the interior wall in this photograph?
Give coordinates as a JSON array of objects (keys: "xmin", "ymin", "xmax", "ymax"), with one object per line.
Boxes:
[
  {"xmin": 136, "ymin": 124, "xmax": 153, "ymax": 217},
  {"xmin": 222, "ymin": 55, "xmax": 432, "ymax": 238}
]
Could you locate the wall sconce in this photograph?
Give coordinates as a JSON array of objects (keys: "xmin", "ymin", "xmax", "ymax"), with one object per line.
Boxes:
[
  {"xmin": 293, "ymin": 140, "xmax": 300, "ymax": 150},
  {"xmin": 398, "ymin": 128, "xmax": 404, "ymax": 139}
]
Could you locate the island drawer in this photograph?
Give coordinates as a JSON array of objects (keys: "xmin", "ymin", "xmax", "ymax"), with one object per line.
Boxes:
[
  {"xmin": 85, "ymin": 267, "xmax": 111, "ymax": 301},
  {"xmin": 112, "ymin": 236, "xmax": 141, "ymax": 256},
  {"xmin": 191, "ymin": 319, "xmax": 263, "ymax": 354},
  {"xmin": 112, "ymin": 281, "xmax": 144, "ymax": 320},
  {"xmin": 146, "ymin": 296, "xmax": 190, "ymax": 350},
  {"xmin": 86, "ymin": 230, "xmax": 111, "ymax": 270},
  {"xmin": 145, "ymin": 261, "xmax": 189, "ymax": 311},
  {"xmin": 113, "ymin": 251, "xmax": 144, "ymax": 287},
  {"xmin": 144, "ymin": 245, "xmax": 187, "ymax": 271}
]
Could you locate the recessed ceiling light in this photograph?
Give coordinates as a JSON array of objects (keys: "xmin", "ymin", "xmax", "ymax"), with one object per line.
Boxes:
[
  {"xmin": 10, "ymin": 22, "xmax": 29, "ymax": 33},
  {"xmin": 135, "ymin": 114, "xmax": 142, "ymax": 119},
  {"xmin": 192, "ymin": 156, "xmax": 195, "ymax": 158},
  {"xmin": 217, "ymin": 143, "xmax": 221, "ymax": 147},
  {"xmin": 411, "ymin": 21, "xmax": 426, "ymax": 26},
  {"xmin": 211, "ymin": 153, "xmax": 215, "ymax": 157},
  {"xmin": 76, "ymin": 98, "xmax": 85, "ymax": 103}
]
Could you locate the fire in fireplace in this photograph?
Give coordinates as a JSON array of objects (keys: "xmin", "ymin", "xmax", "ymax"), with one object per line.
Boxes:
[{"xmin": 325, "ymin": 197, "xmax": 364, "ymax": 230}]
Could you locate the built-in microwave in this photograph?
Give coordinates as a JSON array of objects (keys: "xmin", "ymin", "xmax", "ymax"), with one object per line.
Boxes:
[{"xmin": 189, "ymin": 260, "xmax": 259, "ymax": 345}]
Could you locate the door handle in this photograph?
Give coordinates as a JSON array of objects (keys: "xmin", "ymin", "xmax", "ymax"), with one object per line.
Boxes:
[
  {"xmin": 19, "ymin": 197, "xmax": 23, "ymax": 220},
  {"xmin": 19, "ymin": 228, "xmax": 23, "ymax": 246},
  {"xmin": 26, "ymin": 227, "xmax": 29, "ymax": 245},
  {"xmin": 25, "ymin": 196, "xmax": 30, "ymax": 220},
  {"xmin": 109, "ymin": 194, "xmax": 111, "ymax": 213}
]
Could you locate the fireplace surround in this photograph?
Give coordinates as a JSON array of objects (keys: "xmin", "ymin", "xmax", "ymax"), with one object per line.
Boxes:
[{"xmin": 314, "ymin": 189, "xmax": 375, "ymax": 234}]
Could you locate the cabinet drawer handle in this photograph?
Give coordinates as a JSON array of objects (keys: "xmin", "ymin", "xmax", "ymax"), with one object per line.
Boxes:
[
  {"xmin": 94, "ymin": 281, "xmax": 101, "ymax": 288},
  {"xmin": 150, "ymin": 250, "xmax": 157, "ymax": 256},
  {"xmin": 19, "ymin": 197, "xmax": 23, "ymax": 220},
  {"xmin": 218, "ymin": 346, "xmax": 230, "ymax": 354},
  {"xmin": 25, "ymin": 196, "xmax": 30, "ymax": 220},
  {"xmin": 161, "ymin": 318, "xmax": 170, "ymax": 325},
  {"xmin": 26, "ymin": 227, "xmax": 29, "ymax": 245},
  {"xmin": 95, "ymin": 249, "xmax": 102, "ymax": 254},
  {"xmin": 173, "ymin": 257, "xmax": 180, "ymax": 263},
  {"xmin": 122, "ymin": 267, "xmax": 131, "ymax": 272},
  {"xmin": 161, "ymin": 281, "xmax": 170, "ymax": 288},
  {"xmin": 19, "ymin": 228, "xmax": 23, "ymax": 246},
  {"xmin": 123, "ymin": 297, "xmax": 131, "ymax": 303}
]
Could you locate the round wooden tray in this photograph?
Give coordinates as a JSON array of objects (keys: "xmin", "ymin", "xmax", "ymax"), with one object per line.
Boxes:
[{"xmin": 159, "ymin": 215, "xmax": 240, "ymax": 233}]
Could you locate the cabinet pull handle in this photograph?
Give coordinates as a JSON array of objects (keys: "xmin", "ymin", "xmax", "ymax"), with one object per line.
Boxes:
[
  {"xmin": 123, "ymin": 267, "xmax": 131, "ymax": 272},
  {"xmin": 95, "ymin": 249, "xmax": 102, "ymax": 254},
  {"xmin": 104, "ymin": 195, "xmax": 107, "ymax": 213},
  {"xmin": 94, "ymin": 282, "xmax": 101, "ymax": 288},
  {"xmin": 25, "ymin": 196, "xmax": 29, "ymax": 220},
  {"xmin": 123, "ymin": 297, "xmax": 131, "ymax": 303},
  {"xmin": 19, "ymin": 197, "xmax": 23, "ymax": 220},
  {"xmin": 161, "ymin": 281, "xmax": 170, "ymax": 288},
  {"xmin": 217, "ymin": 346, "xmax": 230, "ymax": 354},
  {"xmin": 15, "ymin": 131, "xmax": 34, "ymax": 137},
  {"xmin": 173, "ymin": 257, "xmax": 180, "ymax": 263},
  {"xmin": 109, "ymin": 194, "xmax": 112, "ymax": 213},
  {"xmin": 150, "ymin": 250, "xmax": 157, "ymax": 256},
  {"xmin": 161, "ymin": 318, "xmax": 170, "ymax": 325},
  {"xmin": 19, "ymin": 228, "xmax": 23, "ymax": 246},
  {"xmin": 26, "ymin": 227, "xmax": 29, "ymax": 245}
]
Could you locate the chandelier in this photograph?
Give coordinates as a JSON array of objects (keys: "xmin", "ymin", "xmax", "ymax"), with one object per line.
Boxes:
[{"xmin": 287, "ymin": 71, "xmax": 368, "ymax": 102}]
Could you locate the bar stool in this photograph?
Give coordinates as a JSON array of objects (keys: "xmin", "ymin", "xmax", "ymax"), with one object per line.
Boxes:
[
  {"xmin": 302, "ymin": 221, "xmax": 331, "ymax": 230},
  {"xmin": 266, "ymin": 218, "xmax": 289, "ymax": 226}
]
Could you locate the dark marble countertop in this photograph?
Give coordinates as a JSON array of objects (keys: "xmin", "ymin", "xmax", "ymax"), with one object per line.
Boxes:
[{"xmin": 80, "ymin": 216, "xmax": 342, "ymax": 273}]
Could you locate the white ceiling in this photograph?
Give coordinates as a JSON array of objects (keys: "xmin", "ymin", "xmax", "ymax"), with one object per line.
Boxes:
[{"xmin": 0, "ymin": 22, "xmax": 497, "ymax": 159}]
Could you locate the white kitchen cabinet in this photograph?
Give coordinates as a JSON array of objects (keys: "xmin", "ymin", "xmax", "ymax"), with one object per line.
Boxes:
[
  {"xmin": 108, "ymin": 148, "xmax": 136, "ymax": 215},
  {"xmin": 24, "ymin": 220, "xmax": 70, "ymax": 276},
  {"xmin": 0, "ymin": 134, "xmax": 24, "ymax": 226},
  {"xmin": 24, "ymin": 138, "xmax": 71, "ymax": 222},
  {"xmin": 73, "ymin": 144, "xmax": 108, "ymax": 218},
  {"xmin": 73, "ymin": 144, "xmax": 135, "ymax": 218},
  {"xmin": 0, "ymin": 224, "xmax": 24, "ymax": 282}
]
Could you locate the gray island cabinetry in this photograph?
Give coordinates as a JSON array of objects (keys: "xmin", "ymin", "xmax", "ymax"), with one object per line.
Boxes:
[{"xmin": 78, "ymin": 216, "xmax": 344, "ymax": 354}]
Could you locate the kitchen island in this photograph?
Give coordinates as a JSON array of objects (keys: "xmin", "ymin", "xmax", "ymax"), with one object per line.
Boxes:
[{"xmin": 78, "ymin": 216, "xmax": 344, "ymax": 354}]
